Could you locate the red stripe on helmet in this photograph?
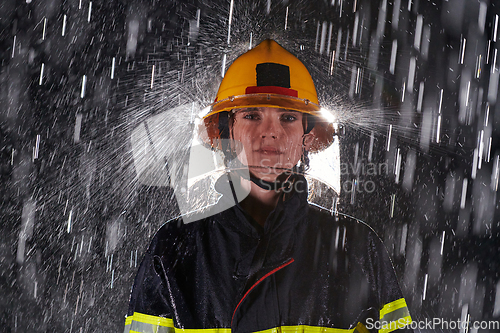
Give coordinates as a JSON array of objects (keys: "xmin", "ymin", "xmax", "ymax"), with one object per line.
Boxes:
[{"xmin": 245, "ymin": 86, "xmax": 298, "ymax": 97}]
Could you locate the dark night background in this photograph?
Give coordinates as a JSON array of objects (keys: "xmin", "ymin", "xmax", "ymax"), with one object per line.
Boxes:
[{"xmin": 1, "ymin": 0, "xmax": 499, "ymax": 332}]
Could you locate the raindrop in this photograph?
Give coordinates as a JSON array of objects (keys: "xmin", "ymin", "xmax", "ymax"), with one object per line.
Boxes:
[
  {"xmin": 392, "ymin": 0, "xmax": 401, "ymax": 30},
  {"xmin": 422, "ymin": 273, "xmax": 428, "ymax": 300},
  {"xmin": 460, "ymin": 179, "xmax": 468, "ymax": 209},
  {"xmin": 390, "ymin": 40, "xmax": 397, "ymax": 74},
  {"xmin": 487, "ymin": 66, "xmax": 499, "ymax": 104},
  {"xmin": 386, "ymin": 124, "xmax": 392, "ymax": 151},
  {"xmin": 87, "ymin": 2, "xmax": 92, "ymax": 22},
  {"xmin": 67, "ymin": 209, "xmax": 73, "ymax": 233},
  {"xmin": 390, "ymin": 193, "xmax": 395, "ymax": 218},
  {"xmin": 11, "ymin": 35, "xmax": 16, "ymax": 58},
  {"xmin": 353, "ymin": 14, "xmax": 359, "ymax": 47},
  {"xmin": 111, "ymin": 57, "xmax": 115, "ymax": 79},
  {"xmin": 42, "ymin": 18, "xmax": 47, "ymax": 40},
  {"xmin": 74, "ymin": 114, "xmax": 82, "ymax": 143},
  {"xmin": 150, "ymin": 65, "xmax": 155, "ymax": 89},
  {"xmin": 472, "ymin": 148, "xmax": 478, "ymax": 179},
  {"xmin": 395, "ymin": 148, "xmax": 402, "ymax": 184},
  {"xmin": 221, "ymin": 54, "xmax": 227, "ymax": 78},
  {"xmin": 329, "ymin": 50, "xmax": 336, "ymax": 75},
  {"xmin": 493, "ymin": 14, "xmax": 499, "ymax": 42},
  {"xmin": 407, "ymin": 57, "xmax": 416, "ymax": 91},
  {"xmin": 460, "ymin": 37, "xmax": 466, "ymax": 64},
  {"xmin": 416, "ymin": 82, "xmax": 424, "ymax": 112},
  {"xmin": 440, "ymin": 231, "xmax": 445, "ymax": 255},
  {"xmin": 478, "ymin": 130, "xmax": 484, "ymax": 169},
  {"xmin": 80, "ymin": 75, "xmax": 87, "ymax": 98},
  {"xmin": 319, "ymin": 21, "xmax": 328, "ymax": 55},
  {"xmin": 399, "ymin": 224, "xmax": 407, "ymax": 255},
  {"xmin": 478, "ymin": 3, "xmax": 487, "ymax": 33},
  {"xmin": 414, "ymin": 15, "xmax": 423, "ymax": 51},
  {"xmin": 376, "ymin": 0, "xmax": 387, "ymax": 39},
  {"xmin": 492, "ymin": 155, "xmax": 500, "ymax": 191},
  {"xmin": 227, "ymin": 0, "xmax": 234, "ymax": 45},
  {"xmin": 39, "ymin": 63, "xmax": 44, "ymax": 85},
  {"xmin": 284, "ymin": 7, "xmax": 288, "ymax": 30},
  {"xmin": 368, "ymin": 131, "xmax": 374, "ymax": 162},
  {"xmin": 33, "ymin": 134, "xmax": 40, "ymax": 160},
  {"xmin": 62, "ymin": 15, "xmax": 67, "ymax": 36}
]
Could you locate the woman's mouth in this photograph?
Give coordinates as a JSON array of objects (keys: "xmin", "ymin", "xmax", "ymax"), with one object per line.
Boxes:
[{"xmin": 256, "ymin": 147, "xmax": 282, "ymax": 155}]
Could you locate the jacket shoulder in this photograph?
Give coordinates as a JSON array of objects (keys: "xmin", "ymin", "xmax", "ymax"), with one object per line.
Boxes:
[
  {"xmin": 147, "ymin": 215, "xmax": 205, "ymax": 257},
  {"xmin": 307, "ymin": 204, "xmax": 378, "ymax": 236}
]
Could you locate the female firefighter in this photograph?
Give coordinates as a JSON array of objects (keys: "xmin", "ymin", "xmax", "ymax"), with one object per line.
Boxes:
[{"xmin": 124, "ymin": 39, "xmax": 412, "ymax": 333}]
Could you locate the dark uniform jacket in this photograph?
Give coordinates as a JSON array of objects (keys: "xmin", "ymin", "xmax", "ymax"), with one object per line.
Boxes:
[{"xmin": 124, "ymin": 175, "xmax": 411, "ymax": 333}]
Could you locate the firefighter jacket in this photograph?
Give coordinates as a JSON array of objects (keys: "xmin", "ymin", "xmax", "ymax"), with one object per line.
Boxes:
[{"xmin": 124, "ymin": 174, "xmax": 412, "ymax": 333}]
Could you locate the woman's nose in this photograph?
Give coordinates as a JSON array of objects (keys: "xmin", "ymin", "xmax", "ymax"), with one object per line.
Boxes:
[{"xmin": 261, "ymin": 118, "xmax": 282, "ymax": 139}]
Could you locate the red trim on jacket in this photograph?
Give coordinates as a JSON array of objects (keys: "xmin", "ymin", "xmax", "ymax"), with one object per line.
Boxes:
[{"xmin": 231, "ymin": 258, "xmax": 295, "ymax": 327}]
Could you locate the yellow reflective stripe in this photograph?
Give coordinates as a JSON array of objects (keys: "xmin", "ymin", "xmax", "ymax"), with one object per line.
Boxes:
[
  {"xmin": 125, "ymin": 312, "xmax": 367, "ymax": 333},
  {"xmin": 379, "ymin": 298, "xmax": 407, "ymax": 318},
  {"xmin": 379, "ymin": 298, "xmax": 412, "ymax": 333},
  {"xmin": 131, "ymin": 312, "xmax": 174, "ymax": 327},
  {"xmin": 124, "ymin": 312, "xmax": 175, "ymax": 333},
  {"xmin": 352, "ymin": 322, "xmax": 369, "ymax": 333},
  {"xmin": 125, "ymin": 314, "xmax": 363, "ymax": 333}
]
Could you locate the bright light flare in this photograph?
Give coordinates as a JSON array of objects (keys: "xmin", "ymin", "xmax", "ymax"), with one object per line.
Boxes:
[{"xmin": 319, "ymin": 107, "xmax": 337, "ymax": 124}]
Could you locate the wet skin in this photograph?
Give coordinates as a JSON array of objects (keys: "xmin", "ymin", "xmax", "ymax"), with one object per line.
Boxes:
[
  {"xmin": 229, "ymin": 107, "xmax": 314, "ymax": 226},
  {"xmin": 230, "ymin": 107, "xmax": 314, "ymax": 182}
]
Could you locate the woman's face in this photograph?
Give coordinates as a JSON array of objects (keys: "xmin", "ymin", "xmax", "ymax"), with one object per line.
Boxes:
[{"xmin": 230, "ymin": 107, "xmax": 314, "ymax": 181}]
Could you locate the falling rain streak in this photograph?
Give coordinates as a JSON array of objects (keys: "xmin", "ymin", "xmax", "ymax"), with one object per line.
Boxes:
[
  {"xmin": 42, "ymin": 18, "xmax": 47, "ymax": 40},
  {"xmin": 67, "ymin": 209, "xmax": 73, "ymax": 233},
  {"xmin": 111, "ymin": 57, "xmax": 116, "ymax": 79},
  {"xmin": 62, "ymin": 15, "xmax": 67, "ymax": 36},
  {"xmin": 88, "ymin": 2, "xmax": 93, "ymax": 22},
  {"xmin": 150, "ymin": 65, "xmax": 155, "ymax": 89},
  {"xmin": 39, "ymin": 63, "xmax": 44, "ymax": 85},
  {"xmin": 80, "ymin": 75, "xmax": 87, "ymax": 98},
  {"xmin": 11, "ymin": 35, "xmax": 16, "ymax": 58},
  {"xmin": 227, "ymin": 0, "xmax": 234, "ymax": 45}
]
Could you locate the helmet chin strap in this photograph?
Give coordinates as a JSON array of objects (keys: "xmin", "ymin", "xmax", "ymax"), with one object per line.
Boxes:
[
  {"xmin": 248, "ymin": 172, "xmax": 294, "ymax": 191},
  {"xmin": 249, "ymin": 175, "xmax": 284, "ymax": 191}
]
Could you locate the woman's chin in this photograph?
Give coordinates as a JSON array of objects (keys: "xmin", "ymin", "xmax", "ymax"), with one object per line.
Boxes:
[{"xmin": 248, "ymin": 167, "xmax": 292, "ymax": 183}]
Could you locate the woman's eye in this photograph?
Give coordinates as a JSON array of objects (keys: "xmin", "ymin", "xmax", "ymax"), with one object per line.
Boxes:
[
  {"xmin": 281, "ymin": 114, "xmax": 297, "ymax": 122},
  {"xmin": 243, "ymin": 113, "xmax": 260, "ymax": 120}
]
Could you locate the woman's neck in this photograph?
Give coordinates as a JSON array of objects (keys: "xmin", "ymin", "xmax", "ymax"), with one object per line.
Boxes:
[{"xmin": 240, "ymin": 181, "xmax": 280, "ymax": 227}]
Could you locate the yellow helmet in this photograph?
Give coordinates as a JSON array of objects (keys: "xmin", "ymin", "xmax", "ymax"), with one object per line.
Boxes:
[{"xmin": 203, "ymin": 39, "xmax": 336, "ymax": 152}]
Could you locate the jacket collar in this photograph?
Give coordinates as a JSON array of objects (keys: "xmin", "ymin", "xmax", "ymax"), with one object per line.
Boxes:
[{"xmin": 214, "ymin": 172, "xmax": 309, "ymax": 269}]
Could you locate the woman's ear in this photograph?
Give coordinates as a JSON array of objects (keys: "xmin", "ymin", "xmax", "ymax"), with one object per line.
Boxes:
[{"xmin": 302, "ymin": 128, "xmax": 316, "ymax": 151}]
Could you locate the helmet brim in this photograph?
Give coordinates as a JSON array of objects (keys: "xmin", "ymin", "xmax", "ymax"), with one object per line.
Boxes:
[
  {"xmin": 205, "ymin": 93, "xmax": 321, "ymax": 117},
  {"xmin": 201, "ymin": 94, "xmax": 337, "ymax": 153}
]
